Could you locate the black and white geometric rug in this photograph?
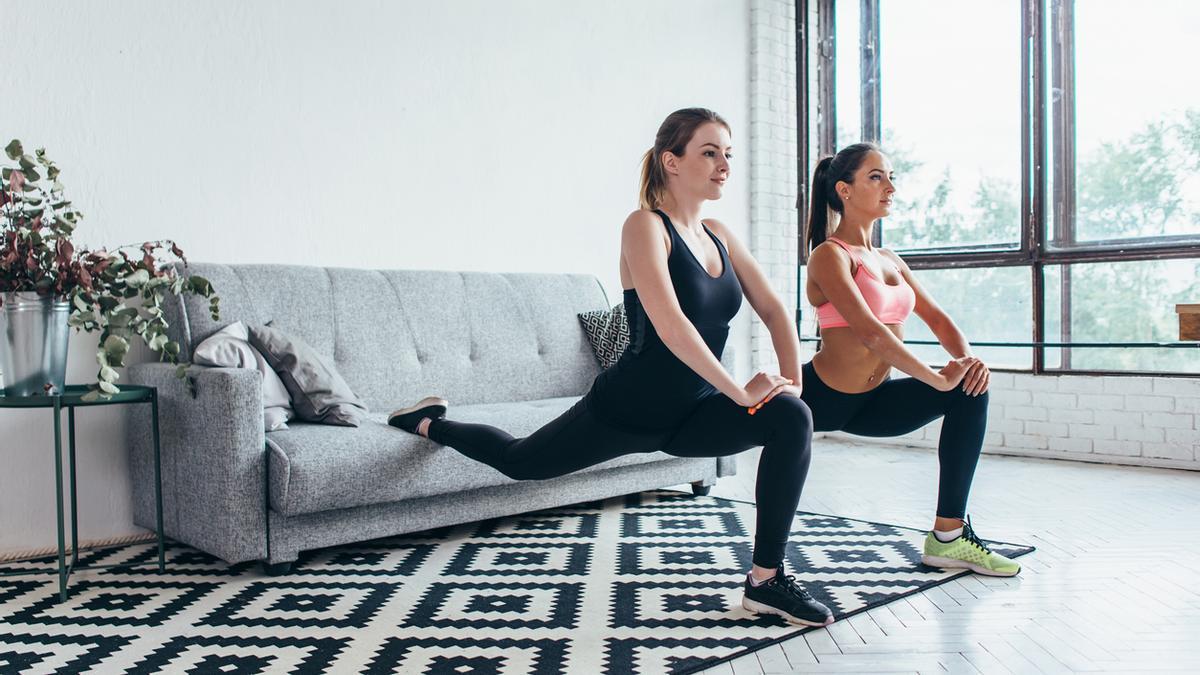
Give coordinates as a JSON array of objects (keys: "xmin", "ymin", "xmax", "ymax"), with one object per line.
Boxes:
[{"xmin": 0, "ymin": 490, "xmax": 1033, "ymax": 674}]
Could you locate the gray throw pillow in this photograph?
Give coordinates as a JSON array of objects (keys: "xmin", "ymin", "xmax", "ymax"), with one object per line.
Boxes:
[
  {"xmin": 192, "ymin": 321, "xmax": 294, "ymax": 432},
  {"xmin": 578, "ymin": 303, "xmax": 629, "ymax": 369},
  {"xmin": 248, "ymin": 324, "xmax": 369, "ymax": 427}
]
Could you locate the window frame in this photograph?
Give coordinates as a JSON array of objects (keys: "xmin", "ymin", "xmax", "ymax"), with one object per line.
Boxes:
[{"xmin": 796, "ymin": 0, "xmax": 1200, "ymax": 376}]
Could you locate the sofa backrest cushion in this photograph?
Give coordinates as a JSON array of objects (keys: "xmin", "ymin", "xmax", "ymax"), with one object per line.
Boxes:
[{"xmin": 163, "ymin": 264, "xmax": 608, "ymax": 409}]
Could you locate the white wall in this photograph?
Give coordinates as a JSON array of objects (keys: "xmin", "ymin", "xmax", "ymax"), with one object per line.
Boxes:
[
  {"xmin": 0, "ymin": 0, "xmax": 753, "ymax": 556},
  {"xmin": 851, "ymin": 373, "xmax": 1200, "ymax": 470},
  {"xmin": 748, "ymin": 0, "xmax": 799, "ymax": 375},
  {"xmin": 795, "ymin": 327, "xmax": 1200, "ymax": 470}
]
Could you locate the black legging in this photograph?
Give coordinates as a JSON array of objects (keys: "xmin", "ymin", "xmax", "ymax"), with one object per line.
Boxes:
[
  {"xmin": 428, "ymin": 393, "xmax": 813, "ymax": 569},
  {"xmin": 799, "ymin": 361, "xmax": 987, "ymax": 519}
]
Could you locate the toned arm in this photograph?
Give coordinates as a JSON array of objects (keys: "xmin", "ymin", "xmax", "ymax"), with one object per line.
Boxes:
[
  {"xmin": 807, "ymin": 244, "xmax": 947, "ymax": 389},
  {"xmin": 883, "ymin": 250, "xmax": 973, "ymax": 359},
  {"xmin": 622, "ymin": 210, "xmax": 751, "ymax": 406},
  {"xmin": 705, "ymin": 219, "xmax": 802, "ymax": 384},
  {"xmin": 884, "ymin": 250, "xmax": 988, "ymax": 394}
]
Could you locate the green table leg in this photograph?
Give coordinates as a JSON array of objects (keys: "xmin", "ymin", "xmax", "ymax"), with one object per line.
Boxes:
[
  {"xmin": 152, "ymin": 389, "xmax": 164, "ymax": 572},
  {"xmin": 68, "ymin": 407, "xmax": 78, "ymax": 573},
  {"xmin": 52, "ymin": 395, "xmax": 67, "ymax": 602}
]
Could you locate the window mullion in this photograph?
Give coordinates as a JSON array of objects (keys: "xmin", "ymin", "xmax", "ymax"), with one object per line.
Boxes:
[
  {"xmin": 1052, "ymin": 0, "xmax": 1077, "ymax": 368},
  {"xmin": 1051, "ymin": 0, "xmax": 1076, "ymax": 249},
  {"xmin": 797, "ymin": 0, "xmax": 811, "ymax": 334},
  {"xmin": 816, "ymin": 0, "xmax": 837, "ymax": 157},
  {"xmin": 1024, "ymin": 0, "xmax": 1047, "ymax": 372},
  {"xmin": 859, "ymin": 0, "xmax": 880, "ymax": 144},
  {"xmin": 860, "ymin": 0, "xmax": 881, "ymax": 247}
]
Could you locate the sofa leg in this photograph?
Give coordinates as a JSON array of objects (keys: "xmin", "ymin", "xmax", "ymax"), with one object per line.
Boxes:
[
  {"xmin": 691, "ymin": 481, "xmax": 712, "ymax": 497},
  {"xmin": 260, "ymin": 560, "xmax": 295, "ymax": 576}
]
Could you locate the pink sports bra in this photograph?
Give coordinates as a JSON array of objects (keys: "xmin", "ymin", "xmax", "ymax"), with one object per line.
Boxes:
[{"xmin": 815, "ymin": 237, "xmax": 916, "ymax": 329}]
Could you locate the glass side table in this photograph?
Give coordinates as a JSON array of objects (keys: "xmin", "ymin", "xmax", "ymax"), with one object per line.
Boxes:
[{"xmin": 0, "ymin": 384, "xmax": 164, "ymax": 601}]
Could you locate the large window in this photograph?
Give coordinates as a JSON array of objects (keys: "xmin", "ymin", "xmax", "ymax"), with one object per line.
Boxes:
[
  {"xmin": 1064, "ymin": 0, "xmax": 1200, "ymax": 246},
  {"xmin": 1044, "ymin": 260, "xmax": 1200, "ymax": 374},
  {"xmin": 901, "ymin": 267, "xmax": 1032, "ymax": 370},
  {"xmin": 873, "ymin": 0, "xmax": 1021, "ymax": 252},
  {"xmin": 799, "ymin": 0, "xmax": 1200, "ymax": 374}
]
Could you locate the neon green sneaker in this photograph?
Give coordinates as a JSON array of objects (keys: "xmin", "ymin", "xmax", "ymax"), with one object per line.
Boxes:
[{"xmin": 921, "ymin": 517, "xmax": 1021, "ymax": 577}]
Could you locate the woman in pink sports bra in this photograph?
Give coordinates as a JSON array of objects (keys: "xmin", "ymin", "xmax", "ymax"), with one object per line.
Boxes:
[{"xmin": 798, "ymin": 143, "xmax": 1021, "ymax": 577}]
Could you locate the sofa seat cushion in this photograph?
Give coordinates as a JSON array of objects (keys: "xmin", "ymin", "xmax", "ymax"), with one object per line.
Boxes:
[{"xmin": 266, "ymin": 396, "xmax": 674, "ymax": 516}]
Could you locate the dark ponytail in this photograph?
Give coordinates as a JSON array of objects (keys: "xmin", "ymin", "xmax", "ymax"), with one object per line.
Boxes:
[
  {"xmin": 805, "ymin": 142, "xmax": 880, "ymax": 254},
  {"xmin": 807, "ymin": 156, "xmax": 836, "ymax": 252}
]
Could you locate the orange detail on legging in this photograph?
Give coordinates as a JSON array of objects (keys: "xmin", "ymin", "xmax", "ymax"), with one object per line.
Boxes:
[{"xmin": 815, "ymin": 236, "xmax": 916, "ymax": 329}]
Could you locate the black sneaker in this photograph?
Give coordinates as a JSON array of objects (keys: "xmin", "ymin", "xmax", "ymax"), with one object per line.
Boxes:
[
  {"xmin": 742, "ymin": 566, "xmax": 834, "ymax": 626},
  {"xmin": 387, "ymin": 396, "xmax": 448, "ymax": 434}
]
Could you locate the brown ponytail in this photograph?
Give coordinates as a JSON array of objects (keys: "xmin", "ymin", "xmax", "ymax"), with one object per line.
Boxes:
[
  {"xmin": 639, "ymin": 148, "xmax": 666, "ymax": 211},
  {"xmin": 639, "ymin": 108, "xmax": 730, "ymax": 210}
]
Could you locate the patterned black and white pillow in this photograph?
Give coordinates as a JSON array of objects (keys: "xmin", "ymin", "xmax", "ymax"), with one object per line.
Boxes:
[{"xmin": 578, "ymin": 303, "xmax": 629, "ymax": 369}]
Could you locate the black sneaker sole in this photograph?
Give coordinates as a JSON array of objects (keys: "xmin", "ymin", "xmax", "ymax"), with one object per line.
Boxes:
[
  {"xmin": 387, "ymin": 396, "xmax": 448, "ymax": 433},
  {"xmin": 742, "ymin": 597, "xmax": 834, "ymax": 627}
]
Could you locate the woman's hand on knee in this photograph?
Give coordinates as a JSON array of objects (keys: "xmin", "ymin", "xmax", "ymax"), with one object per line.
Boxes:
[
  {"xmin": 961, "ymin": 359, "xmax": 990, "ymax": 396},
  {"xmin": 763, "ymin": 383, "xmax": 802, "ymax": 405},
  {"xmin": 740, "ymin": 372, "xmax": 794, "ymax": 410},
  {"xmin": 935, "ymin": 357, "xmax": 978, "ymax": 392}
]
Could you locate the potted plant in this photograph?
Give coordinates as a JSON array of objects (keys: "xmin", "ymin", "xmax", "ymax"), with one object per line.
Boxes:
[{"xmin": 1, "ymin": 139, "xmax": 219, "ymax": 399}]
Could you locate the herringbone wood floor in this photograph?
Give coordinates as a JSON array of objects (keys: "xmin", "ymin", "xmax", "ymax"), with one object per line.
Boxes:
[{"xmin": 676, "ymin": 440, "xmax": 1200, "ymax": 674}]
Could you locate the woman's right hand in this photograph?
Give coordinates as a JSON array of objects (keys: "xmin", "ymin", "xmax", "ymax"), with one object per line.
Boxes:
[
  {"xmin": 739, "ymin": 372, "xmax": 793, "ymax": 408},
  {"xmin": 934, "ymin": 357, "xmax": 979, "ymax": 392}
]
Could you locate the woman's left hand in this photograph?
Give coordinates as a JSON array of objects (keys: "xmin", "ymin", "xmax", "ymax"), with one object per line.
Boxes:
[{"xmin": 962, "ymin": 359, "xmax": 990, "ymax": 396}]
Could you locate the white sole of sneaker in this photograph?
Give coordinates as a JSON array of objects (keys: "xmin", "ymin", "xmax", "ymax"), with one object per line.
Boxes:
[
  {"xmin": 921, "ymin": 554, "xmax": 1020, "ymax": 577},
  {"xmin": 741, "ymin": 597, "xmax": 834, "ymax": 627}
]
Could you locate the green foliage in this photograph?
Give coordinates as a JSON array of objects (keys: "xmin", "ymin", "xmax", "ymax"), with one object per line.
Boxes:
[
  {"xmin": 1076, "ymin": 120, "xmax": 1185, "ymax": 240},
  {"xmin": 1, "ymin": 139, "xmax": 221, "ymax": 398},
  {"xmin": 887, "ymin": 111, "xmax": 1200, "ymax": 372},
  {"xmin": 1054, "ymin": 110, "xmax": 1199, "ymax": 371}
]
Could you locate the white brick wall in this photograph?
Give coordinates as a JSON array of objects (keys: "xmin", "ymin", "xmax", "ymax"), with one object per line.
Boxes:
[
  {"xmin": 745, "ymin": 3, "xmax": 1200, "ymax": 472},
  {"xmin": 748, "ymin": 0, "xmax": 798, "ymax": 375},
  {"xmin": 825, "ymin": 374, "xmax": 1200, "ymax": 471}
]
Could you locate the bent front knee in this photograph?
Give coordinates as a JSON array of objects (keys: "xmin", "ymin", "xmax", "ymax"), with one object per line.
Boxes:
[
  {"xmin": 761, "ymin": 393, "xmax": 813, "ymax": 435},
  {"xmin": 949, "ymin": 387, "xmax": 989, "ymax": 409}
]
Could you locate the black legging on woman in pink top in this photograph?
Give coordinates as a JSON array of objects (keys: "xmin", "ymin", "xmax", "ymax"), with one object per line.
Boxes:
[{"xmin": 799, "ymin": 361, "xmax": 988, "ymax": 519}]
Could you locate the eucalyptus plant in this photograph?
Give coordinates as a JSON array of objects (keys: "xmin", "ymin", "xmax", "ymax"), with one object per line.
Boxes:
[{"xmin": 1, "ymin": 139, "xmax": 219, "ymax": 399}]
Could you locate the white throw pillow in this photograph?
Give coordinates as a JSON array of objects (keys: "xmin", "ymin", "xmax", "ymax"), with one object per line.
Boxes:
[{"xmin": 193, "ymin": 321, "xmax": 295, "ymax": 431}]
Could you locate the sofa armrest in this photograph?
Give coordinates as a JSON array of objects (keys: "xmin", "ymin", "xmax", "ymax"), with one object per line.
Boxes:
[{"xmin": 126, "ymin": 362, "xmax": 268, "ymax": 564}]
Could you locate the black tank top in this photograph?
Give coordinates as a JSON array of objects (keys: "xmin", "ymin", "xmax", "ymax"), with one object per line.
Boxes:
[{"xmin": 585, "ymin": 209, "xmax": 743, "ymax": 432}]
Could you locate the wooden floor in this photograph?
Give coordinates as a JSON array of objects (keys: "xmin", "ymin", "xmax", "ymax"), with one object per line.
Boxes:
[{"xmin": 671, "ymin": 440, "xmax": 1200, "ymax": 674}]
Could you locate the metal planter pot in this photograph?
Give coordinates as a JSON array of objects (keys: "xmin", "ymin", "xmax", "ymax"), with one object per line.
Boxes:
[{"xmin": 1, "ymin": 292, "xmax": 71, "ymax": 396}]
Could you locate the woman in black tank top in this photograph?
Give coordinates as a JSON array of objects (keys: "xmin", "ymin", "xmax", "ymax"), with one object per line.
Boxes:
[
  {"xmin": 389, "ymin": 109, "xmax": 833, "ymax": 627},
  {"xmin": 584, "ymin": 206, "xmax": 742, "ymax": 432}
]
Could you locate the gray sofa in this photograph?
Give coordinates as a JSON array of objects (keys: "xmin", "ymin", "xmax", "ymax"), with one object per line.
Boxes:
[{"xmin": 126, "ymin": 264, "xmax": 737, "ymax": 572}]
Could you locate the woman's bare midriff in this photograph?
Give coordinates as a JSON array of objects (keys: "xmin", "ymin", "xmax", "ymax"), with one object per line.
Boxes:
[{"xmin": 811, "ymin": 324, "xmax": 904, "ymax": 394}]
